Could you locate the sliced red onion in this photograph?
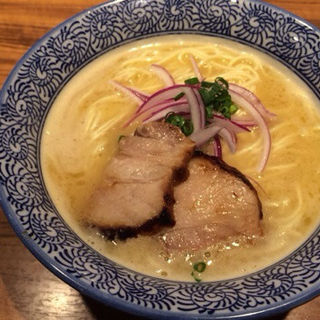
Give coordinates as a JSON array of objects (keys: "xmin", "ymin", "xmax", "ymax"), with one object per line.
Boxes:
[
  {"xmin": 190, "ymin": 124, "xmax": 222, "ymax": 147},
  {"xmin": 189, "ymin": 55, "xmax": 204, "ymax": 82},
  {"xmin": 136, "ymin": 84, "xmax": 194, "ymax": 114},
  {"xmin": 109, "ymin": 80, "xmax": 148, "ymax": 104},
  {"xmin": 213, "ymin": 114, "xmax": 250, "ymax": 134},
  {"xmin": 230, "ymin": 118, "xmax": 257, "ymax": 127},
  {"xmin": 229, "ymin": 83, "xmax": 276, "ymax": 120},
  {"xmin": 150, "ymin": 64, "xmax": 175, "ymax": 87},
  {"xmin": 123, "ymin": 85, "xmax": 187, "ymax": 127},
  {"xmin": 219, "ymin": 128, "xmax": 237, "ymax": 153},
  {"xmin": 212, "ymin": 136, "xmax": 222, "ymax": 159},
  {"xmin": 124, "ymin": 99, "xmax": 187, "ymax": 127},
  {"xmin": 127, "ymin": 84, "xmax": 205, "ymax": 130},
  {"xmin": 144, "ymin": 111, "xmax": 189, "ymax": 123},
  {"xmin": 229, "ymin": 90, "xmax": 271, "ymax": 172},
  {"xmin": 143, "ymin": 103, "xmax": 189, "ymax": 123},
  {"xmin": 191, "ymin": 87, "xmax": 206, "ymax": 132}
]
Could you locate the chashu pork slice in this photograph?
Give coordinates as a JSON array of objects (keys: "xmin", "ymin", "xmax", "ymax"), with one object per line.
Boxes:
[
  {"xmin": 161, "ymin": 152, "xmax": 263, "ymax": 251},
  {"xmin": 84, "ymin": 121, "xmax": 195, "ymax": 238}
]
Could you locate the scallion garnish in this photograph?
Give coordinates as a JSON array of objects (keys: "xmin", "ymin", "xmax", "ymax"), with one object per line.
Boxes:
[
  {"xmin": 205, "ymin": 106, "xmax": 213, "ymax": 119},
  {"xmin": 191, "ymin": 271, "xmax": 202, "ymax": 282},
  {"xmin": 198, "ymin": 77, "xmax": 237, "ymax": 119},
  {"xmin": 165, "ymin": 112, "xmax": 193, "ymax": 136},
  {"xmin": 229, "ymin": 104, "xmax": 238, "ymax": 114},
  {"xmin": 191, "ymin": 261, "xmax": 207, "ymax": 282},
  {"xmin": 201, "ymin": 80, "xmax": 214, "ymax": 88},
  {"xmin": 182, "ymin": 119, "xmax": 194, "ymax": 136},
  {"xmin": 193, "ymin": 261, "xmax": 206, "ymax": 273},
  {"xmin": 174, "ymin": 92, "xmax": 185, "ymax": 101},
  {"xmin": 184, "ymin": 77, "xmax": 200, "ymax": 85},
  {"xmin": 215, "ymin": 76, "xmax": 229, "ymax": 89},
  {"xmin": 166, "ymin": 77, "xmax": 237, "ymax": 136},
  {"xmin": 198, "ymin": 87, "xmax": 212, "ymax": 106}
]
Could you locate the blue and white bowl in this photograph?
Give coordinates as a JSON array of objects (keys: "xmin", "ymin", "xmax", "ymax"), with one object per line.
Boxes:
[{"xmin": 1, "ymin": 0, "xmax": 320, "ymax": 319}]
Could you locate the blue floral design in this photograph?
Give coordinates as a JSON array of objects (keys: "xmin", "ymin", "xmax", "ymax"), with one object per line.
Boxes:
[
  {"xmin": 83, "ymin": 6, "xmax": 125, "ymax": 51},
  {"xmin": 4, "ymin": 83, "xmax": 41, "ymax": 126},
  {"xmin": 0, "ymin": 126, "xmax": 29, "ymax": 161},
  {"xmin": 193, "ymin": 0, "xmax": 238, "ymax": 34},
  {"xmin": 6, "ymin": 171, "xmax": 43, "ymax": 208},
  {"xmin": 288, "ymin": 236, "xmax": 320, "ymax": 283},
  {"xmin": 55, "ymin": 247, "xmax": 118, "ymax": 290},
  {"xmin": 255, "ymin": 273, "xmax": 294, "ymax": 296},
  {"xmin": 30, "ymin": 213, "xmax": 70, "ymax": 251},
  {"xmin": 233, "ymin": 2, "xmax": 275, "ymax": 46},
  {"xmin": 243, "ymin": 266, "xmax": 307, "ymax": 300},
  {"xmin": 298, "ymin": 51, "xmax": 320, "ymax": 88},
  {"xmin": 122, "ymin": 0, "xmax": 163, "ymax": 34},
  {"xmin": 310, "ymin": 52, "xmax": 320, "ymax": 85},
  {"xmin": 160, "ymin": 0, "xmax": 196, "ymax": 30},
  {"xmin": 50, "ymin": 21, "xmax": 89, "ymax": 72},
  {"xmin": 19, "ymin": 51, "xmax": 63, "ymax": 100},
  {"xmin": 177, "ymin": 282, "xmax": 245, "ymax": 314},
  {"xmin": 117, "ymin": 275, "xmax": 175, "ymax": 310},
  {"xmin": 120, "ymin": 276, "xmax": 167, "ymax": 301},
  {"xmin": 274, "ymin": 17, "xmax": 317, "ymax": 59}
]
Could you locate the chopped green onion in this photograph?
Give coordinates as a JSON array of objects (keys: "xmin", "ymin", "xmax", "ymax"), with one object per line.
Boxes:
[
  {"xmin": 197, "ymin": 77, "xmax": 236, "ymax": 119},
  {"xmin": 174, "ymin": 92, "xmax": 185, "ymax": 101},
  {"xmin": 215, "ymin": 76, "xmax": 229, "ymax": 89},
  {"xmin": 165, "ymin": 112, "xmax": 194, "ymax": 136},
  {"xmin": 165, "ymin": 112, "xmax": 185, "ymax": 127},
  {"xmin": 168, "ymin": 76, "xmax": 237, "ymax": 135},
  {"xmin": 205, "ymin": 105, "xmax": 213, "ymax": 119},
  {"xmin": 193, "ymin": 261, "xmax": 206, "ymax": 273},
  {"xmin": 191, "ymin": 261, "xmax": 207, "ymax": 282},
  {"xmin": 191, "ymin": 271, "xmax": 202, "ymax": 282},
  {"xmin": 182, "ymin": 119, "xmax": 193, "ymax": 136},
  {"xmin": 184, "ymin": 77, "xmax": 200, "ymax": 85},
  {"xmin": 201, "ymin": 80, "xmax": 214, "ymax": 88},
  {"xmin": 199, "ymin": 87, "xmax": 213, "ymax": 106},
  {"xmin": 229, "ymin": 104, "xmax": 238, "ymax": 114}
]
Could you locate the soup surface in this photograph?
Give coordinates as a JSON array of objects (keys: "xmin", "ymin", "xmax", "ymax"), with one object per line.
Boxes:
[{"xmin": 41, "ymin": 35, "xmax": 320, "ymax": 281}]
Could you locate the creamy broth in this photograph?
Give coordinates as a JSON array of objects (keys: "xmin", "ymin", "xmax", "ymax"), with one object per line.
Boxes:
[{"xmin": 41, "ymin": 35, "xmax": 320, "ymax": 281}]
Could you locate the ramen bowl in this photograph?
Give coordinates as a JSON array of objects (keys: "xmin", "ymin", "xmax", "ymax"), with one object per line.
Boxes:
[{"xmin": 1, "ymin": 0, "xmax": 320, "ymax": 319}]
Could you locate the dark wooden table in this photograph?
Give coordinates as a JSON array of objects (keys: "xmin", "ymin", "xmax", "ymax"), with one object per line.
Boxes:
[{"xmin": 1, "ymin": 1, "xmax": 320, "ymax": 319}]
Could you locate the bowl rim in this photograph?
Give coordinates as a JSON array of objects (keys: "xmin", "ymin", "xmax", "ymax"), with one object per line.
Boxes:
[{"xmin": 1, "ymin": 0, "xmax": 320, "ymax": 319}]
